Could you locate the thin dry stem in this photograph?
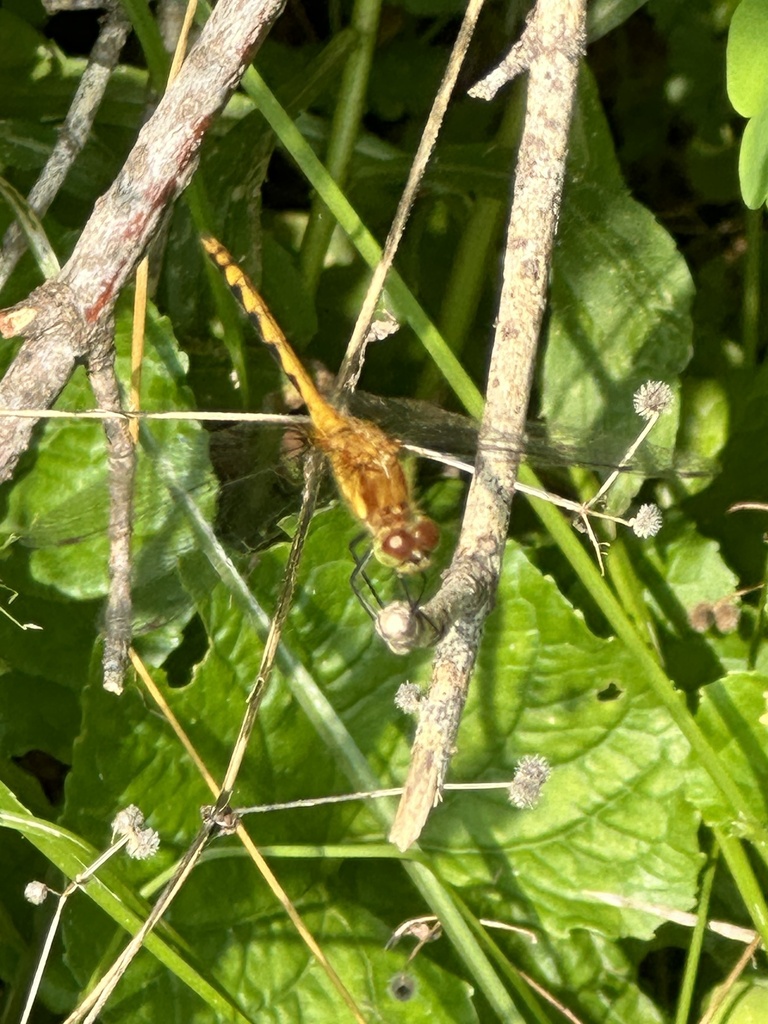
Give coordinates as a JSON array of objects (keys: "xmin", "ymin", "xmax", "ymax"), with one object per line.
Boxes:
[
  {"xmin": 217, "ymin": 449, "xmax": 323, "ymax": 802},
  {"xmin": 118, "ymin": 0, "xmax": 200, "ymax": 685},
  {"xmin": 0, "ymin": 407, "xmax": 307, "ymax": 424},
  {"xmin": 129, "ymin": 259, "xmax": 149, "ymax": 445},
  {"xmin": 389, "ymin": 0, "xmax": 587, "ymax": 851},
  {"xmin": 0, "ymin": 4, "xmax": 131, "ymax": 289},
  {"xmin": 337, "ymin": 0, "xmax": 487, "ymax": 391},
  {"xmin": 235, "ymin": 778, "xmax": 519, "ymax": 815},
  {"xmin": 128, "ymin": 648, "xmax": 366, "ymax": 1023},
  {"xmin": 699, "ymin": 934, "xmax": 762, "ymax": 1024}
]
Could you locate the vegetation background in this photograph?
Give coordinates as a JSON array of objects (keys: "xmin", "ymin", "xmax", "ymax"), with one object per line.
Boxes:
[{"xmin": 1, "ymin": 0, "xmax": 767, "ymax": 1021}]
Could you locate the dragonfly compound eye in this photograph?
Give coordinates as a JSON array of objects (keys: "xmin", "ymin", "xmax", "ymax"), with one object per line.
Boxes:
[
  {"xmin": 380, "ymin": 518, "xmax": 440, "ymax": 570},
  {"xmin": 412, "ymin": 517, "xmax": 440, "ymax": 555}
]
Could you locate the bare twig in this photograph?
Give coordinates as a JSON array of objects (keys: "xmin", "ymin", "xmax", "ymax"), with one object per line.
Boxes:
[
  {"xmin": 88, "ymin": 333, "xmax": 136, "ymax": 692},
  {"xmin": 0, "ymin": 3, "xmax": 131, "ymax": 290},
  {"xmin": 0, "ymin": 0, "xmax": 284, "ymax": 480},
  {"xmin": 389, "ymin": 0, "xmax": 587, "ymax": 851},
  {"xmin": 0, "ymin": 0, "xmax": 285, "ymax": 690}
]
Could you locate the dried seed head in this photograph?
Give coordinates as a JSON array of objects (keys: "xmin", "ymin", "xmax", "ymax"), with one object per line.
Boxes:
[
  {"xmin": 127, "ymin": 825, "xmax": 160, "ymax": 860},
  {"xmin": 633, "ymin": 380, "xmax": 673, "ymax": 420},
  {"xmin": 112, "ymin": 805, "xmax": 146, "ymax": 839},
  {"xmin": 24, "ymin": 881, "xmax": 50, "ymax": 905},
  {"xmin": 714, "ymin": 600, "xmax": 740, "ymax": 634},
  {"xmin": 689, "ymin": 598, "xmax": 740, "ymax": 634},
  {"xmin": 689, "ymin": 602, "xmax": 716, "ymax": 633},
  {"xmin": 508, "ymin": 754, "xmax": 552, "ymax": 809},
  {"xmin": 112, "ymin": 805, "xmax": 160, "ymax": 860},
  {"xmin": 631, "ymin": 503, "xmax": 663, "ymax": 538}
]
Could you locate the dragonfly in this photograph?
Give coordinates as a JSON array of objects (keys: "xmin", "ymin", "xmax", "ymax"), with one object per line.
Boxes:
[
  {"xmin": 0, "ymin": 256, "xmax": 711, "ymax": 627},
  {"xmin": 202, "ymin": 236, "xmax": 441, "ymax": 582}
]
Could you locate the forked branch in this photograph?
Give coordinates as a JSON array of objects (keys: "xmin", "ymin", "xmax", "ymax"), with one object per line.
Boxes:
[{"xmin": 0, "ymin": 0, "xmax": 284, "ymax": 480}]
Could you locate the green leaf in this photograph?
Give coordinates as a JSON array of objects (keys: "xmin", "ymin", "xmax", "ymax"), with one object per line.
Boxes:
[
  {"xmin": 685, "ymin": 365, "xmax": 768, "ymax": 582},
  {"xmin": 727, "ymin": 0, "xmax": 768, "ymax": 117},
  {"xmin": 727, "ymin": 0, "xmax": 768, "ymax": 207},
  {"xmin": 704, "ymin": 977, "xmax": 768, "ymax": 1023},
  {"xmin": 544, "ymin": 181, "xmax": 693, "ymax": 433},
  {"xmin": 0, "ymin": 11, "xmax": 82, "ymax": 122},
  {"xmin": 53, "ymin": 506, "xmax": 480, "ymax": 1019},
  {"xmin": 540, "ymin": 71, "xmax": 694, "ymax": 486},
  {"xmin": 738, "ymin": 104, "xmax": 768, "ymax": 208},
  {"xmin": 0, "ymin": 671, "xmax": 79, "ymax": 767},
  {"xmin": 684, "ymin": 672, "xmax": 768, "ymax": 829},
  {"xmin": 0, "ymin": 303, "xmax": 216, "ymax": 626},
  {"xmin": 587, "ymin": 0, "xmax": 648, "ymax": 43},
  {"xmin": 425, "ymin": 548, "xmax": 701, "ymax": 940}
]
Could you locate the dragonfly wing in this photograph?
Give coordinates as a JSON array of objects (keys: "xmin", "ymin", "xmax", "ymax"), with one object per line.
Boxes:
[
  {"xmin": 349, "ymin": 394, "xmax": 715, "ymax": 480},
  {"xmin": 0, "ymin": 427, "xmax": 218, "ymax": 602}
]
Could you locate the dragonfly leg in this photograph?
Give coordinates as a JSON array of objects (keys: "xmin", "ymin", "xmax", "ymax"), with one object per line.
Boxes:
[
  {"xmin": 399, "ymin": 572, "xmax": 428, "ymax": 608},
  {"xmin": 401, "ymin": 574, "xmax": 441, "ymax": 644},
  {"xmin": 349, "ymin": 532, "xmax": 383, "ymax": 618}
]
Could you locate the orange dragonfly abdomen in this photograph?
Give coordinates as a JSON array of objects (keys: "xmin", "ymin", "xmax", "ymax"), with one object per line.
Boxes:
[{"xmin": 202, "ymin": 236, "xmax": 439, "ymax": 573}]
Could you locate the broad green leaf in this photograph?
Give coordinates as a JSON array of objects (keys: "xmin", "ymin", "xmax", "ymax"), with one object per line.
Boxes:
[
  {"xmin": 684, "ymin": 672, "xmax": 768, "ymax": 830},
  {"xmin": 0, "ymin": 303, "xmax": 216, "ymax": 634},
  {"xmin": 58, "ymin": 518, "xmax": 704, "ymax": 1017},
  {"xmin": 0, "ymin": 11, "xmax": 82, "ymax": 122},
  {"xmin": 57, "ymin": 507, "xmax": 474, "ymax": 1020},
  {"xmin": 566, "ymin": 68, "xmax": 624, "ymax": 189},
  {"xmin": 425, "ymin": 548, "xmax": 701, "ymax": 940},
  {"xmin": 540, "ymin": 70, "xmax": 694, "ymax": 516},
  {"xmin": 703, "ymin": 977, "xmax": 768, "ymax": 1023},
  {"xmin": 545, "ymin": 180, "xmax": 693, "ymax": 434},
  {"xmin": 0, "ymin": 671, "xmax": 79, "ymax": 767},
  {"xmin": 646, "ymin": 524, "xmax": 739, "ymax": 630},
  {"xmin": 685, "ymin": 364, "xmax": 768, "ymax": 583},
  {"xmin": 727, "ymin": 0, "xmax": 768, "ymax": 117},
  {"xmin": 0, "ymin": 4, "xmax": 757, "ymax": 1021},
  {"xmin": 515, "ymin": 930, "xmax": 667, "ymax": 1024},
  {"xmin": 641, "ymin": 521, "xmax": 751, "ymax": 691},
  {"xmin": 678, "ymin": 377, "xmax": 730, "ymax": 491},
  {"xmin": 727, "ymin": 0, "xmax": 768, "ymax": 206}
]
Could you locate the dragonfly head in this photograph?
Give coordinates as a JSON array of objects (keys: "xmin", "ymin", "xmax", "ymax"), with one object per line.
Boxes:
[{"xmin": 376, "ymin": 517, "xmax": 440, "ymax": 574}]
